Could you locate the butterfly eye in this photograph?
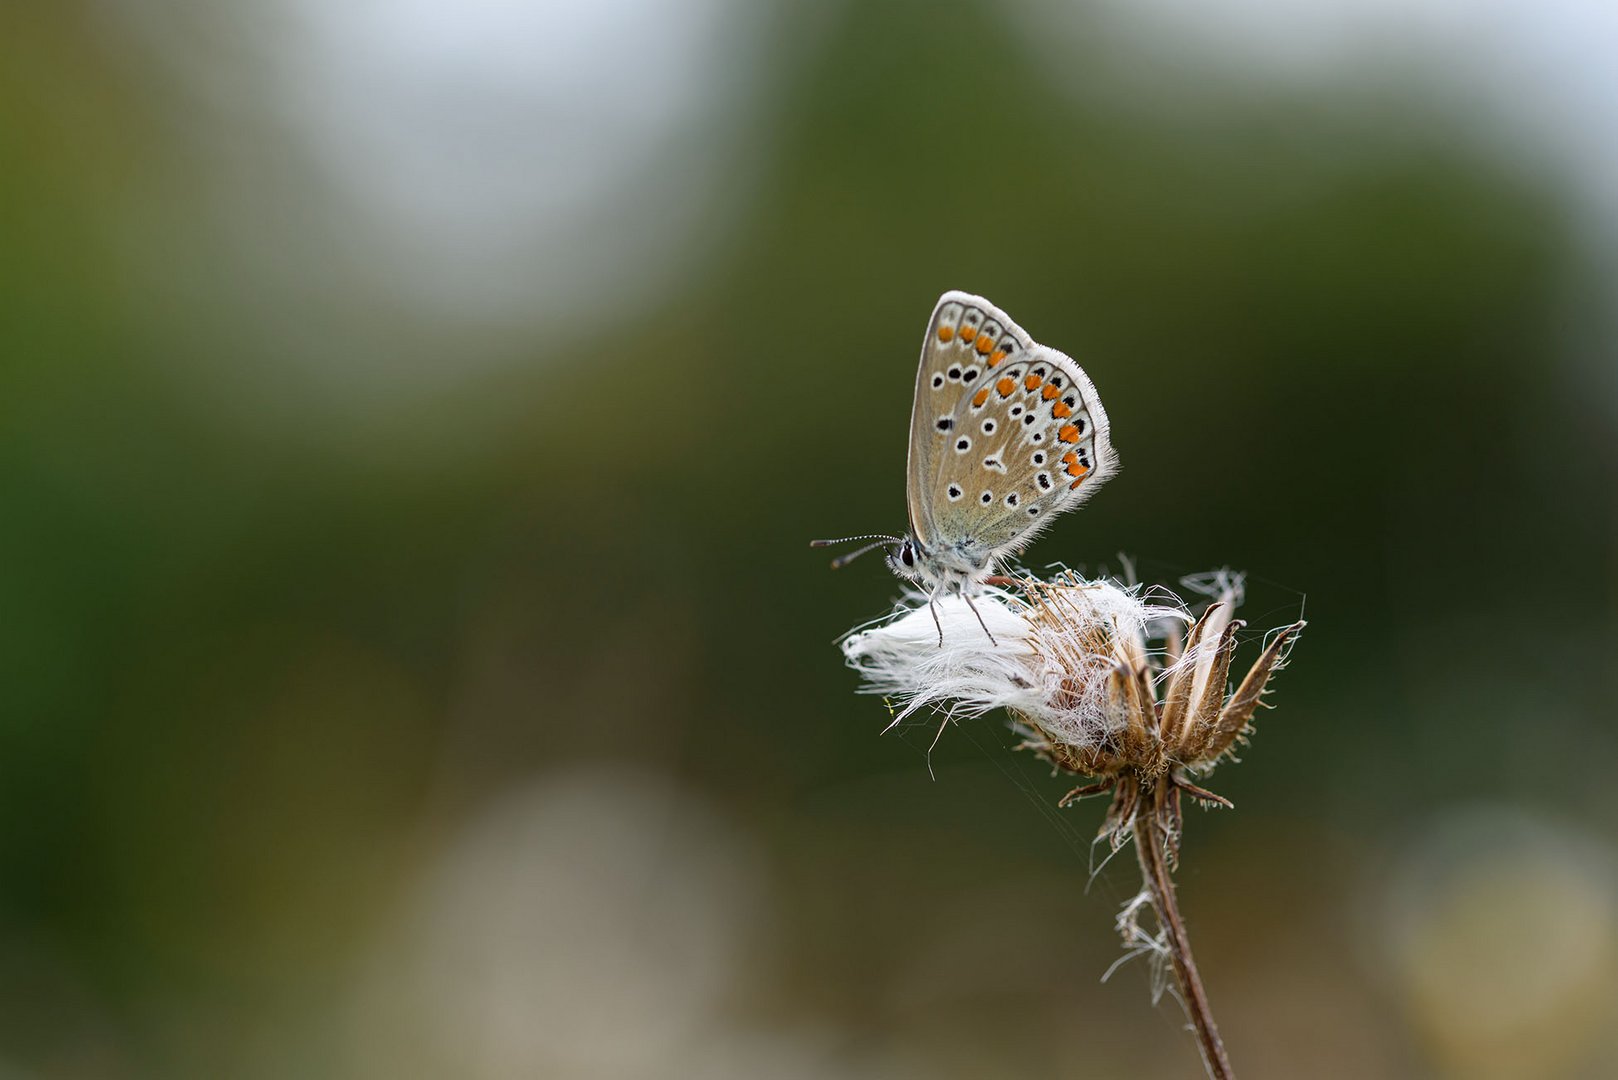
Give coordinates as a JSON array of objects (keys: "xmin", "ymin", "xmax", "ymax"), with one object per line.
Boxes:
[{"xmin": 900, "ymin": 545, "xmax": 915, "ymax": 567}]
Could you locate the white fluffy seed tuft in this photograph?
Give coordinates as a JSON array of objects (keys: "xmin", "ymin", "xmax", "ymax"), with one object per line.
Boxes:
[
  {"xmin": 840, "ymin": 577, "xmax": 1188, "ymax": 749},
  {"xmin": 841, "ymin": 588, "xmax": 1043, "ymax": 730}
]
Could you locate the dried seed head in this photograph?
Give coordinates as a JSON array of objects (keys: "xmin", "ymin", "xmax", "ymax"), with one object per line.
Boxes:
[
  {"xmin": 838, "ymin": 567, "xmax": 1305, "ymax": 1076},
  {"xmin": 840, "ymin": 570, "xmax": 1303, "ymax": 785}
]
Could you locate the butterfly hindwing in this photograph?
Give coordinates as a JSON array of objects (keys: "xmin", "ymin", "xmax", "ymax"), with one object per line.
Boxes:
[{"xmin": 906, "ymin": 291, "xmax": 1118, "ymax": 567}]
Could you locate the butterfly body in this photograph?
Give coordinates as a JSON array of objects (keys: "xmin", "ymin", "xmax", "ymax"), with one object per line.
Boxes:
[
  {"xmin": 897, "ymin": 291, "xmax": 1118, "ymax": 593},
  {"xmin": 815, "ymin": 291, "xmax": 1118, "ymax": 611}
]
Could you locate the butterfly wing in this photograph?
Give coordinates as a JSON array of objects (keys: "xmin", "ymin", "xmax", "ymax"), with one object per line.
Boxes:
[{"xmin": 905, "ymin": 291, "xmax": 1119, "ymax": 570}]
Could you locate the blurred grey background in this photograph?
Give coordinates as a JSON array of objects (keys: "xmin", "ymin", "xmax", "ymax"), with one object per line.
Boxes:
[{"xmin": 3, "ymin": 1, "xmax": 1616, "ymax": 1077}]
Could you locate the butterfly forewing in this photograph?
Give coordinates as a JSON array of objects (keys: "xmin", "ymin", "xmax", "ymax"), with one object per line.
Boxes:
[{"xmin": 906, "ymin": 291, "xmax": 1118, "ymax": 566}]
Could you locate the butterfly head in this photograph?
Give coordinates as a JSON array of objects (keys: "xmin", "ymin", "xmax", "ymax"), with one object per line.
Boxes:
[
  {"xmin": 812, "ymin": 530, "xmax": 990, "ymax": 595},
  {"xmin": 885, "ymin": 535, "xmax": 922, "ymax": 583},
  {"xmin": 811, "ymin": 532, "xmax": 910, "ymax": 573}
]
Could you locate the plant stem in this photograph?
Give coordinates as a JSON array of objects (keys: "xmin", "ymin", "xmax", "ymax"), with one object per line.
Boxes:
[{"xmin": 1132, "ymin": 780, "xmax": 1235, "ymax": 1080}]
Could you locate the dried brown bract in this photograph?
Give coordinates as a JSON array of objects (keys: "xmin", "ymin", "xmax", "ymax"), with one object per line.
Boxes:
[{"xmin": 1012, "ymin": 575, "xmax": 1304, "ymax": 858}]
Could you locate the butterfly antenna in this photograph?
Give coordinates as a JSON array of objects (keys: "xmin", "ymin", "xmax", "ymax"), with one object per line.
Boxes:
[
  {"xmin": 809, "ymin": 533, "xmax": 903, "ymax": 548},
  {"xmin": 828, "ymin": 540, "xmax": 899, "ymax": 569},
  {"xmin": 810, "ymin": 533, "xmax": 903, "ymax": 570}
]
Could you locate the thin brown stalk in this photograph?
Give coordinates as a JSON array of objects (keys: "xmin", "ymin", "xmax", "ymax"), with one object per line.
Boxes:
[{"xmin": 1132, "ymin": 781, "xmax": 1235, "ymax": 1080}]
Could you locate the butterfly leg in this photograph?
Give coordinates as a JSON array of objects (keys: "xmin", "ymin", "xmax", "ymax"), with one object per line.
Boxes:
[
  {"xmin": 928, "ymin": 591, "xmax": 944, "ymax": 648},
  {"xmin": 962, "ymin": 591, "xmax": 999, "ymax": 647}
]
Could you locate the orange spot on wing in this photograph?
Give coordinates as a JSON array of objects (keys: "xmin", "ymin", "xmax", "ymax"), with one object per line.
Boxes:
[
  {"xmin": 974, "ymin": 334, "xmax": 993, "ymax": 354},
  {"xmin": 1042, "ymin": 384, "xmax": 1060, "ymax": 400},
  {"xmin": 1058, "ymin": 424, "xmax": 1080, "ymax": 443},
  {"xmin": 1051, "ymin": 402, "xmax": 1072, "ymax": 419},
  {"xmin": 937, "ymin": 325, "xmax": 955, "ymax": 343},
  {"xmin": 1024, "ymin": 375, "xmax": 1043, "ymax": 391},
  {"xmin": 1062, "ymin": 451, "xmax": 1078, "ymax": 464},
  {"xmin": 972, "ymin": 388, "xmax": 990, "ymax": 407},
  {"xmin": 1066, "ymin": 461, "xmax": 1089, "ymax": 478},
  {"xmin": 1069, "ymin": 475, "xmax": 1088, "ymax": 490},
  {"xmin": 987, "ymin": 349, "xmax": 1006, "ymax": 367},
  {"xmin": 996, "ymin": 377, "xmax": 1016, "ymax": 397}
]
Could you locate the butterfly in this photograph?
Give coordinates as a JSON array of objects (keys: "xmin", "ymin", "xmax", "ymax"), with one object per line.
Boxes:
[{"xmin": 815, "ymin": 291, "xmax": 1119, "ymax": 636}]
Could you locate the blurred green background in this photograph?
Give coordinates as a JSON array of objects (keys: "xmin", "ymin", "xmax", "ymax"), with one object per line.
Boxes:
[{"xmin": 4, "ymin": 2, "xmax": 1617, "ymax": 1078}]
